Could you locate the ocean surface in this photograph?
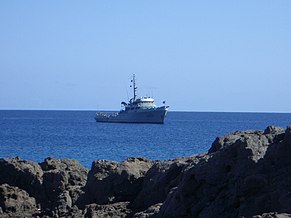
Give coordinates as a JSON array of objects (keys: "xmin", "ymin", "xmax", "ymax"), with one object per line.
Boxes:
[{"xmin": 1, "ymin": 110, "xmax": 291, "ymax": 168}]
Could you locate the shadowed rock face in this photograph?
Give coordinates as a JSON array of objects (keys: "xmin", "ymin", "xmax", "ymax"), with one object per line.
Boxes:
[
  {"xmin": 39, "ymin": 158, "xmax": 89, "ymax": 216},
  {"xmin": 159, "ymin": 126, "xmax": 291, "ymax": 218},
  {"xmin": 0, "ymin": 157, "xmax": 43, "ymax": 200},
  {"xmin": 0, "ymin": 126, "xmax": 291, "ymax": 217},
  {"xmin": 83, "ymin": 157, "xmax": 154, "ymax": 207},
  {"xmin": 0, "ymin": 184, "xmax": 37, "ymax": 216},
  {"xmin": 0, "ymin": 157, "xmax": 89, "ymax": 217}
]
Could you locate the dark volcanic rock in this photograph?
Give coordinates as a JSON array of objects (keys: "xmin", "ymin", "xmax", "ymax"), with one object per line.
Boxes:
[
  {"xmin": 0, "ymin": 157, "xmax": 43, "ymax": 200},
  {"xmin": 84, "ymin": 157, "xmax": 153, "ymax": 205},
  {"xmin": 40, "ymin": 157, "xmax": 88, "ymax": 187},
  {"xmin": 84, "ymin": 202, "xmax": 131, "ymax": 218},
  {"xmin": 0, "ymin": 184, "xmax": 37, "ymax": 216},
  {"xmin": 1, "ymin": 126, "xmax": 291, "ymax": 217},
  {"xmin": 40, "ymin": 157, "xmax": 88, "ymax": 216},
  {"xmin": 0, "ymin": 157, "xmax": 88, "ymax": 217},
  {"xmin": 158, "ymin": 126, "xmax": 291, "ymax": 217},
  {"xmin": 132, "ymin": 157, "xmax": 192, "ymax": 210}
]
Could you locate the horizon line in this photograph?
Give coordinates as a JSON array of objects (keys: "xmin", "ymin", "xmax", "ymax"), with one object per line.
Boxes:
[{"xmin": 0, "ymin": 108, "xmax": 290, "ymax": 114}]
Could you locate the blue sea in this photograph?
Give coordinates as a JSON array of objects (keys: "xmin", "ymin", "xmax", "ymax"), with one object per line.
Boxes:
[{"xmin": 0, "ymin": 110, "xmax": 290, "ymax": 168}]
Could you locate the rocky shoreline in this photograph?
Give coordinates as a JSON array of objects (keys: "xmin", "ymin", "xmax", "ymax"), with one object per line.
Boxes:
[{"xmin": 1, "ymin": 126, "xmax": 291, "ymax": 217}]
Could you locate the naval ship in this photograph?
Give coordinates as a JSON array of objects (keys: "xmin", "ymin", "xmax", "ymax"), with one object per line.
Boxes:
[{"xmin": 95, "ymin": 75, "xmax": 169, "ymax": 124}]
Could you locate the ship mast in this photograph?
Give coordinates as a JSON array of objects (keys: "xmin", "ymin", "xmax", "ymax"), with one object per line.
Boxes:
[{"xmin": 132, "ymin": 74, "xmax": 137, "ymax": 100}]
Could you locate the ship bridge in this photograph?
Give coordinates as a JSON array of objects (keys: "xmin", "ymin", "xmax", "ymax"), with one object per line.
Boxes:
[
  {"xmin": 136, "ymin": 97, "xmax": 156, "ymax": 108},
  {"xmin": 126, "ymin": 97, "xmax": 156, "ymax": 109}
]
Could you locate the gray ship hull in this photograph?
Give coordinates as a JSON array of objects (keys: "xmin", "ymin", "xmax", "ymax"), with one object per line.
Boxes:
[{"xmin": 95, "ymin": 106, "xmax": 168, "ymax": 124}]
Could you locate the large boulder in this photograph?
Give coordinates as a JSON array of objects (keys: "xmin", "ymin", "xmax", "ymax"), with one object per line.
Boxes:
[
  {"xmin": 133, "ymin": 157, "xmax": 193, "ymax": 210},
  {"xmin": 0, "ymin": 184, "xmax": 37, "ymax": 216},
  {"xmin": 85, "ymin": 157, "xmax": 153, "ymax": 205},
  {"xmin": 158, "ymin": 126, "xmax": 291, "ymax": 217},
  {"xmin": 39, "ymin": 157, "xmax": 88, "ymax": 216},
  {"xmin": 40, "ymin": 157, "xmax": 88, "ymax": 187},
  {"xmin": 0, "ymin": 157, "xmax": 43, "ymax": 200}
]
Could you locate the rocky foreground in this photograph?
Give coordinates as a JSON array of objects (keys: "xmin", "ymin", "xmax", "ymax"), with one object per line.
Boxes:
[{"xmin": 1, "ymin": 126, "xmax": 291, "ymax": 218}]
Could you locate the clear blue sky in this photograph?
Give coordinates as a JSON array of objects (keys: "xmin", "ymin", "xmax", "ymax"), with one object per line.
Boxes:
[{"xmin": 1, "ymin": 1, "xmax": 290, "ymax": 112}]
